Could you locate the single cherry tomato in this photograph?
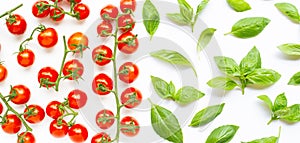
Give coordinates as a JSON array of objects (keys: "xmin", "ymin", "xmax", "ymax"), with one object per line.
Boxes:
[
  {"xmin": 32, "ymin": 1, "xmax": 50, "ymax": 18},
  {"xmin": 17, "ymin": 49, "xmax": 35, "ymax": 67},
  {"xmin": 62, "ymin": 59, "xmax": 84, "ymax": 80},
  {"xmin": 49, "ymin": 119, "xmax": 68, "ymax": 138},
  {"xmin": 118, "ymin": 62, "xmax": 139, "ymax": 83},
  {"xmin": 68, "ymin": 89, "xmax": 87, "ymax": 109},
  {"xmin": 38, "ymin": 28, "xmax": 58, "ymax": 48},
  {"xmin": 67, "ymin": 32, "xmax": 89, "ymax": 52},
  {"xmin": 92, "ymin": 45, "xmax": 113, "ymax": 66},
  {"xmin": 118, "ymin": 31, "xmax": 138, "ymax": 54},
  {"xmin": 0, "ymin": 64, "xmax": 8, "ymax": 82},
  {"xmin": 10, "ymin": 85, "xmax": 31, "ymax": 105},
  {"xmin": 23, "ymin": 104, "xmax": 45, "ymax": 124},
  {"xmin": 50, "ymin": 0, "xmax": 62, "ymax": 2},
  {"xmin": 97, "ymin": 21, "xmax": 113, "ymax": 37},
  {"xmin": 67, "ymin": 0, "xmax": 81, "ymax": 3},
  {"xmin": 120, "ymin": 0, "xmax": 136, "ymax": 13},
  {"xmin": 120, "ymin": 116, "xmax": 139, "ymax": 137},
  {"xmin": 38, "ymin": 67, "xmax": 59, "ymax": 88},
  {"xmin": 92, "ymin": 73, "xmax": 113, "ymax": 95},
  {"xmin": 74, "ymin": 3, "xmax": 90, "ymax": 20},
  {"xmin": 91, "ymin": 132, "xmax": 111, "ymax": 143},
  {"xmin": 1, "ymin": 114, "xmax": 22, "ymax": 134},
  {"xmin": 100, "ymin": 5, "xmax": 118, "ymax": 21},
  {"xmin": 49, "ymin": 7, "xmax": 65, "ymax": 22},
  {"xmin": 121, "ymin": 87, "xmax": 142, "ymax": 108},
  {"xmin": 46, "ymin": 101, "xmax": 64, "ymax": 119},
  {"xmin": 95, "ymin": 109, "xmax": 115, "ymax": 130},
  {"xmin": 6, "ymin": 14, "xmax": 27, "ymax": 35},
  {"xmin": 118, "ymin": 14, "xmax": 135, "ymax": 32},
  {"xmin": 17, "ymin": 132, "xmax": 36, "ymax": 143},
  {"xmin": 68, "ymin": 124, "xmax": 88, "ymax": 142},
  {"xmin": 0, "ymin": 102, "xmax": 3, "ymax": 114}
]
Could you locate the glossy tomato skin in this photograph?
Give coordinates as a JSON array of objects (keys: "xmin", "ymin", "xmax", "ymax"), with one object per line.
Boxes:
[
  {"xmin": 100, "ymin": 5, "xmax": 119, "ymax": 21},
  {"xmin": 120, "ymin": 116, "xmax": 139, "ymax": 137},
  {"xmin": 118, "ymin": 62, "xmax": 139, "ymax": 83},
  {"xmin": 0, "ymin": 64, "xmax": 8, "ymax": 82},
  {"xmin": 121, "ymin": 87, "xmax": 142, "ymax": 108},
  {"xmin": 118, "ymin": 14, "xmax": 135, "ymax": 32},
  {"xmin": 68, "ymin": 124, "xmax": 88, "ymax": 142},
  {"xmin": 49, "ymin": 119, "xmax": 68, "ymax": 138},
  {"xmin": 49, "ymin": 7, "xmax": 65, "ymax": 21},
  {"xmin": 96, "ymin": 109, "xmax": 115, "ymax": 129},
  {"xmin": 38, "ymin": 67, "xmax": 59, "ymax": 88},
  {"xmin": 67, "ymin": 32, "xmax": 89, "ymax": 52},
  {"xmin": 74, "ymin": 3, "xmax": 90, "ymax": 20},
  {"xmin": 91, "ymin": 132, "xmax": 111, "ymax": 143},
  {"xmin": 62, "ymin": 59, "xmax": 84, "ymax": 80},
  {"xmin": 32, "ymin": 1, "xmax": 50, "ymax": 18},
  {"xmin": 120, "ymin": 0, "xmax": 136, "ymax": 13},
  {"xmin": 68, "ymin": 89, "xmax": 87, "ymax": 109},
  {"xmin": 92, "ymin": 73, "xmax": 113, "ymax": 95},
  {"xmin": 50, "ymin": 0, "xmax": 62, "ymax": 2},
  {"xmin": 97, "ymin": 21, "xmax": 113, "ymax": 37},
  {"xmin": 118, "ymin": 32, "xmax": 138, "ymax": 54},
  {"xmin": 23, "ymin": 104, "xmax": 45, "ymax": 124},
  {"xmin": 17, "ymin": 49, "xmax": 35, "ymax": 67},
  {"xmin": 6, "ymin": 14, "xmax": 27, "ymax": 35},
  {"xmin": 1, "ymin": 114, "xmax": 22, "ymax": 134},
  {"xmin": 67, "ymin": 0, "xmax": 81, "ymax": 3},
  {"xmin": 38, "ymin": 28, "xmax": 58, "ymax": 48},
  {"xmin": 0, "ymin": 102, "xmax": 3, "ymax": 114},
  {"xmin": 10, "ymin": 85, "xmax": 31, "ymax": 105},
  {"xmin": 17, "ymin": 132, "xmax": 36, "ymax": 143},
  {"xmin": 46, "ymin": 101, "xmax": 64, "ymax": 119},
  {"xmin": 92, "ymin": 45, "xmax": 113, "ymax": 66}
]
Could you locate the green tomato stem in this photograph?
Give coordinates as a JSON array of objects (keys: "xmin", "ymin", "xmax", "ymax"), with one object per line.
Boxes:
[
  {"xmin": 0, "ymin": 4, "xmax": 23, "ymax": 19},
  {"xmin": 19, "ymin": 24, "xmax": 46, "ymax": 52},
  {"xmin": 54, "ymin": 36, "xmax": 69, "ymax": 91}
]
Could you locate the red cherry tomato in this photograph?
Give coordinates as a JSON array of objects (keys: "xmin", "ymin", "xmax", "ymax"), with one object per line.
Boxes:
[
  {"xmin": 67, "ymin": 32, "xmax": 89, "ymax": 52},
  {"xmin": 62, "ymin": 59, "xmax": 84, "ymax": 80},
  {"xmin": 92, "ymin": 73, "xmax": 113, "ymax": 95},
  {"xmin": 10, "ymin": 85, "xmax": 31, "ymax": 105},
  {"xmin": 91, "ymin": 132, "xmax": 111, "ymax": 143},
  {"xmin": 17, "ymin": 49, "xmax": 35, "ymax": 67},
  {"xmin": 1, "ymin": 114, "xmax": 22, "ymax": 134},
  {"xmin": 38, "ymin": 67, "xmax": 59, "ymax": 88},
  {"xmin": 118, "ymin": 14, "xmax": 135, "ymax": 32},
  {"xmin": 38, "ymin": 28, "xmax": 58, "ymax": 48},
  {"xmin": 92, "ymin": 45, "xmax": 113, "ymax": 66},
  {"xmin": 23, "ymin": 104, "xmax": 45, "ymax": 124},
  {"xmin": 49, "ymin": 7, "xmax": 65, "ymax": 21},
  {"xmin": 95, "ymin": 109, "xmax": 115, "ymax": 129},
  {"xmin": 121, "ymin": 87, "xmax": 142, "ymax": 108},
  {"xmin": 120, "ymin": 116, "xmax": 140, "ymax": 137},
  {"xmin": 68, "ymin": 89, "xmax": 87, "ymax": 109},
  {"xmin": 0, "ymin": 64, "xmax": 8, "ymax": 82},
  {"xmin": 118, "ymin": 31, "xmax": 138, "ymax": 54},
  {"xmin": 100, "ymin": 5, "xmax": 119, "ymax": 21},
  {"xmin": 49, "ymin": 119, "xmax": 68, "ymax": 138},
  {"xmin": 68, "ymin": 124, "xmax": 88, "ymax": 142},
  {"xmin": 97, "ymin": 21, "xmax": 113, "ymax": 37},
  {"xmin": 6, "ymin": 14, "xmax": 27, "ymax": 35},
  {"xmin": 67, "ymin": 0, "xmax": 81, "ymax": 3},
  {"xmin": 120, "ymin": 0, "xmax": 136, "ymax": 13},
  {"xmin": 74, "ymin": 3, "xmax": 90, "ymax": 20},
  {"xmin": 46, "ymin": 101, "xmax": 64, "ymax": 119},
  {"xmin": 0, "ymin": 102, "xmax": 3, "ymax": 114},
  {"xmin": 32, "ymin": 1, "xmax": 50, "ymax": 18},
  {"xmin": 17, "ymin": 132, "xmax": 36, "ymax": 143},
  {"xmin": 118, "ymin": 62, "xmax": 139, "ymax": 83},
  {"xmin": 50, "ymin": 0, "xmax": 62, "ymax": 2}
]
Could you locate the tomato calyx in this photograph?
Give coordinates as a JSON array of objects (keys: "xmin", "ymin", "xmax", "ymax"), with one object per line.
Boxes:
[
  {"xmin": 54, "ymin": 98, "xmax": 79, "ymax": 127},
  {"xmin": 118, "ymin": 34, "xmax": 138, "ymax": 46},
  {"xmin": 0, "ymin": 4, "xmax": 23, "ymax": 19},
  {"xmin": 121, "ymin": 92, "xmax": 140, "ymax": 107},
  {"xmin": 120, "ymin": 121, "xmax": 140, "ymax": 134}
]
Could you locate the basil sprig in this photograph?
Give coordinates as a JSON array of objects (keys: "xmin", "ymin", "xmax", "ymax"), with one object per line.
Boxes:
[
  {"xmin": 206, "ymin": 125, "xmax": 239, "ymax": 143},
  {"xmin": 275, "ymin": 2, "xmax": 300, "ymax": 23},
  {"xmin": 143, "ymin": 0, "xmax": 160, "ymax": 39},
  {"xmin": 226, "ymin": 0, "xmax": 251, "ymax": 12}
]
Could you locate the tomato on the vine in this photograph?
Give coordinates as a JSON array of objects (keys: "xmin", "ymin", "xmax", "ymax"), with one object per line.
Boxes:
[
  {"xmin": 67, "ymin": 32, "xmax": 89, "ymax": 52},
  {"xmin": 74, "ymin": 3, "xmax": 90, "ymax": 20},
  {"xmin": 120, "ymin": 116, "xmax": 140, "ymax": 137},
  {"xmin": 23, "ymin": 104, "xmax": 45, "ymax": 124},
  {"xmin": 1, "ymin": 114, "xmax": 22, "ymax": 134},
  {"xmin": 62, "ymin": 59, "xmax": 84, "ymax": 80},
  {"xmin": 17, "ymin": 132, "xmax": 35, "ymax": 143},
  {"xmin": 49, "ymin": 119, "xmax": 68, "ymax": 138},
  {"xmin": 68, "ymin": 124, "xmax": 88, "ymax": 142},
  {"xmin": 121, "ymin": 87, "xmax": 142, "ymax": 108},
  {"xmin": 118, "ymin": 31, "xmax": 138, "ymax": 54},
  {"xmin": 32, "ymin": 1, "xmax": 50, "ymax": 18},
  {"xmin": 97, "ymin": 21, "xmax": 113, "ymax": 37},
  {"xmin": 17, "ymin": 49, "xmax": 35, "ymax": 67},
  {"xmin": 100, "ymin": 5, "xmax": 119, "ymax": 21},
  {"xmin": 0, "ymin": 102, "xmax": 3, "ymax": 114},
  {"xmin": 38, "ymin": 28, "xmax": 58, "ymax": 48},
  {"xmin": 50, "ymin": 0, "xmax": 62, "ymax": 2},
  {"xmin": 67, "ymin": 0, "xmax": 81, "ymax": 3},
  {"xmin": 118, "ymin": 62, "xmax": 139, "ymax": 83},
  {"xmin": 92, "ymin": 73, "xmax": 113, "ymax": 95},
  {"xmin": 96, "ymin": 109, "xmax": 115, "ymax": 129},
  {"xmin": 68, "ymin": 89, "xmax": 87, "ymax": 109},
  {"xmin": 49, "ymin": 7, "xmax": 65, "ymax": 22},
  {"xmin": 118, "ymin": 14, "xmax": 135, "ymax": 32},
  {"xmin": 91, "ymin": 132, "xmax": 111, "ymax": 143},
  {"xmin": 92, "ymin": 45, "xmax": 113, "ymax": 66},
  {"xmin": 10, "ymin": 85, "xmax": 31, "ymax": 105},
  {"xmin": 120, "ymin": 0, "xmax": 136, "ymax": 13},
  {"xmin": 38, "ymin": 67, "xmax": 59, "ymax": 88},
  {"xmin": 6, "ymin": 14, "xmax": 27, "ymax": 35},
  {"xmin": 0, "ymin": 64, "xmax": 8, "ymax": 82},
  {"xmin": 46, "ymin": 101, "xmax": 64, "ymax": 119}
]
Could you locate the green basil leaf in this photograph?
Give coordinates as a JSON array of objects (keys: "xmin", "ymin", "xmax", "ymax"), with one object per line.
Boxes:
[
  {"xmin": 207, "ymin": 77, "xmax": 238, "ymax": 90},
  {"xmin": 167, "ymin": 13, "xmax": 190, "ymax": 25},
  {"xmin": 173, "ymin": 86, "xmax": 205, "ymax": 105},
  {"xmin": 240, "ymin": 47, "xmax": 261, "ymax": 75},
  {"xmin": 194, "ymin": 0, "xmax": 210, "ymax": 26},
  {"xmin": 275, "ymin": 3, "xmax": 300, "ymax": 23},
  {"xmin": 279, "ymin": 104, "xmax": 300, "ymax": 123},
  {"xmin": 169, "ymin": 81, "xmax": 176, "ymax": 96},
  {"xmin": 178, "ymin": 0, "xmax": 193, "ymax": 22},
  {"xmin": 226, "ymin": 17, "xmax": 270, "ymax": 38},
  {"xmin": 197, "ymin": 28, "xmax": 216, "ymax": 52},
  {"xmin": 214, "ymin": 56, "xmax": 240, "ymax": 77},
  {"xmin": 206, "ymin": 125, "xmax": 239, "ymax": 143},
  {"xmin": 143, "ymin": 0, "xmax": 160, "ymax": 39},
  {"xmin": 241, "ymin": 136, "xmax": 278, "ymax": 143},
  {"xmin": 257, "ymin": 95, "xmax": 273, "ymax": 111},
  {"xmin": 246, "ymin": 69, "xmax": 281, "ymax": 86},
  {"xmin": 226, "ymin": 0, "xmax": 251, "ymax": 12},
  {"xmin": 273, "ymin": 93, "xmax": 287, "ymax": 111},
  {"xmin": 151, "ymin": 76, "xmax": 172, "ymax": 99},
  {"xmin": 151, "ymin": 104, "xmax": 183, "ymax": 143},
  {"xmin": 288, "ymin": 72, "xmax": 300, "ymax": 85},
  {"xmin": 277, "ymin": 43, "xmax": 300, "ymax": 56},
  {"xmin": 189, "ymin": 103, "xmax": 225, "ymax": 127}
]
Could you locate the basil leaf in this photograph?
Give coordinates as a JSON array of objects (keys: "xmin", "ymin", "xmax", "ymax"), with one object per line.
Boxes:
[
  {"xmin": 226, "ymin": 0, "xmax": 251, "ymax": 12},
  {"xmin": 167, "ymin": 13, "xmax": 190, "ymax": 25},
  {"xmin": 273, "ymin": 93, "xmax": 287, "ymax": 111},
  {"xmin": 288, "ymin": 72, "xmax": 300, "ymax": 85},
  {"xmin": 226, "ymin": 17, "xmax": 270, "ymax": 38},
  {"xmin": 241, "ymin": 136, "xmax": 278, "ymax": 143},
  {"xmin": 246, "ymin": 69, "xmax": 281, "ymax": 86},
  {"xmin": 277, "ymin": 43, "xmax": 300, "ymax": 56},
  {"xmin": 193, "ymin": 0, "xmax": 210, "ymax": 27},
  {"xmin": 257, "ymin": 95, "xmax": 273, "ymax": 111},
  {"xmin": 280, "ymin": 104, "xmax": 300, "ymax": 123},
  {"xmin": 240, "ymin": 47, "xmax": 261, "ymax": 75},
  {"xmin": 206, "ymin": 125, "xmax": 239, "ymax": 143},
  {"xmin": 169, "ymin": 81, "xmax": 176, "ymax": 96},
  {"xmin": 173, "ymin": 86, "xmax": 205, "ymax": 105},
  {"xmin": 151, "ymin": 104, "xmax": 183, "ymax": 143},
  {"xmin": 151, "ymin": 76, "xmax": 172, "ymax": 99},
  {"xmin": 275, "ymin": 3, "xmax": 300, "ymax": 23},
  {"xmin": 143, "ymin": 0, "xmax": 160, "ymax": 39},
  {"xmin": 197, "ymin": 28, "xmax": 216, "ymax": 52},
  {"xmin": 207, "ymin": 77, "xmax": 238, "ymax": 90},
  {"xmin": 189, "ymin": 103, "xmax": 225, "ymax": 127},
  {"xmin": 214, "ymin": 56, "xmax": 240, "ymax": 77},
  {"xmin": 178, "ymin": 0, "xmax": 193, "ymax": 22}
]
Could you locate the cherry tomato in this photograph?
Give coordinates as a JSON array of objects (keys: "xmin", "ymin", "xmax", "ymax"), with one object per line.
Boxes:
[
  {"xmin": 118, "ymin": 14, "xmax": 135, "ymax": 32},
  {"xmin": 120, "ymin": 0, "xmax": 136, "ymax": 13},
  {"xmin": 91, "ymin": 132, "xmax": 111, "ymax": 143},
  {"xmin": 6, "ymin": 14, "xmax": 27, "ymax": 35},
  {"xmin": 100, "ymin": 5, "xmax": 118, "ymax": 21},
  {"xmin": 67, "ymin": 32, "xmax": 89, "ymax": 52},
  {"xmin": 68, "ymin": 89, "xmax": 87, "ymax": 109},
  {"xmin": 17, "ymin": 132, "xmax": 35, "ymax": 143},
  {"xmin": 49, "ymin": 119, "xmax": 68, "ymax": 138},
  {"xmin": 1, "ymin": 114, "xmax": 22, "ymax": 134},
  {"xmin": 74, "ymin": 3, "xmax": 90, "ymax": 20},
  {"xmin": 92, "ymin": 73, "xmax": 113, "ymax": 95},
  {"xmin": 95, "ymin": 109, "xmax": 115, "ymax": 129},
  {"xmin": 68, "ymin": 124, "xmax": 88, "ymax": 142},
  {"xmin": 120, "ymin": 116, "xmax": 139, "ymax": 137},
  {"xmin": 17, "ymin": 49, "xmax": 35, "ymax": 67},
  {"xmin": 118, "ymin": 62, "xmax": 139, "ymax": 83},
  {"xmin": 62, "ymin": 59, "xmax": 84, "ymax": 80},
  {"xmin": 121, "ymin": 87, "xmax": 142, "ymax": 108},
  {"xmin": 10, "ymin": 85, "xmax": 31, "ymax": 105},
  {"xmin": 0, "ymin": 102, "xmax": 3, "ymax": 114},
  {"xmin": 38, "ymin": 67, "xmax": 59, "ymax": 88},
  {"xmin": 67, "ymin": 0, "xmax": 81, "ymax": 3},
  {"xmin": 92, "ymin": 45, "xmax": 113, "ymax": 66},
  {"xmin": 50, "ymin": 7, "xmax": 65, "ymax": 22},
  {"xmin": 50, "ymin": 0, "xmax": 62, "ymax": 2},
  {"xmin": 118, "ymin": 31, "xmax": 138, "ymax": 54},
  {"xmin": 38, "ymin": 28, "xmax": 58, "ymax": 48},
  {"xmin": 97, "ymin": 21, "xmax": 113, "ymax": 37},
  {"xmin": 32, "ymin": 1, "xmax": 50, "ymax": 18},
  {"xmin": 46, "ymin": 101, "xmax": 64, "ymax": 119},
  {"xmin": 23, "ymin": 104, "xmax": 45, "ymax": 124},
  {"xmin": 0, "ymin": 64, "xmax": 8, "ymax": 82}
]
